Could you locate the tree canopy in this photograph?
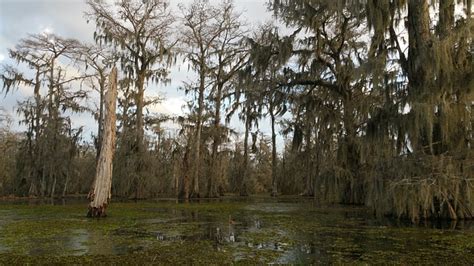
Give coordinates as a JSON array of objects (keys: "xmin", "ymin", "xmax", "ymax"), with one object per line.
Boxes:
[{"xmin": 0, "ymin": 0, "xmax": 472, "ymax": 222}]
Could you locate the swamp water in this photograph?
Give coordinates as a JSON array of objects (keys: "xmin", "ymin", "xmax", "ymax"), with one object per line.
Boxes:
[{"xmin": 0, "ymin": 197, "xmax": 473, "ymax": 264}]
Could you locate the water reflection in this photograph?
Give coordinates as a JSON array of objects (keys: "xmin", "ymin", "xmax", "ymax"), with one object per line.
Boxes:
[
  {"xmin": 0, "ymin": 198, "xmax": 473, "ymax": 263},
  {"xmin": 68, "ymin": 229, "xmax": 89, "ymax": 256}
]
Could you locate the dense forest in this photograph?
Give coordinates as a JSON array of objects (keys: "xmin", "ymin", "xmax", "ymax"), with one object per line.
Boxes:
[{"xmin": 0, "ymin": 0, "xmax": 473, "ymax": 222}]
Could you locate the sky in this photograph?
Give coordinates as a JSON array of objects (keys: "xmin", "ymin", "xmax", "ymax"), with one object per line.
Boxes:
[{"xmin": 0, "ymin": 0, "xmax": 285, "ymax": 147}]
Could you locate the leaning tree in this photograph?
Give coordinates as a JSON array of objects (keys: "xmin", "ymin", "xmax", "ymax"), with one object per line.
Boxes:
[
  {"xmin": 86, "ymin": 0, "xmax": 176, "ymax": 198},
  {"xmin": 88, "ymin": 67, "xmax": 117, "ymax": 218}
]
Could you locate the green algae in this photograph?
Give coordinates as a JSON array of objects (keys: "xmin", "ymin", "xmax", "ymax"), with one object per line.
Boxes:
[{"xmin": 0, "ymin": 197, "xmax": 473, "ymax": 264}]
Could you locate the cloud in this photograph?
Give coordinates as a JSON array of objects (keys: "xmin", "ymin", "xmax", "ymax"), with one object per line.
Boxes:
[
  {"xmin": 149, "ymin": 97, "xmax": 186, "ymax": 116},
  {"xmin": 1, "ymin": 0, "xmax": 278, "ymax": 144}
]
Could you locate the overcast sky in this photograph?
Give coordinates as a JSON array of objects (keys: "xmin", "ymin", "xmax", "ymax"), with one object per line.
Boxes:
[{"xmin": 0, "ymin": 0, "xmax": 284, "ymax": 146}]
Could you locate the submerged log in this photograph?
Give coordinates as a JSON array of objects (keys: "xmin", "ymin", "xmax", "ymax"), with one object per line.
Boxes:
[{"xmin": 87, "ymin": 67, "xmax": 117, "ymax": 218}]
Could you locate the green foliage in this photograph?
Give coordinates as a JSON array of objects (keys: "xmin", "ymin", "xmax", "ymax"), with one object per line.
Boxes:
[
  {"xmin": 0, "ymin": 111, "xmax": 19, "ymax": 195},
  {"xmin": 0, "ymin": 0, "xmax": 472, "ymax": 224},
  {"xmin": 270, "ymin": 0, "xmax": 473, "ymax": 221},
  {"xmin": 0, "ymin": 199, "xmax": 473, "ymax": 263}
]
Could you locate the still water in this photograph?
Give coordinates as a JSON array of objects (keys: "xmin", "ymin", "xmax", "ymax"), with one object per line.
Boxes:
[{"xmin": 0, "ymin": 197, "xmax": 473, "ymax": 264}]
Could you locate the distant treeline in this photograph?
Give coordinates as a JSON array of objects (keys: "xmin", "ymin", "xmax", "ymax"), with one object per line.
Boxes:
[{"xmin": 1, "ymin": 0, "xmax": 473, "ymax": 222}]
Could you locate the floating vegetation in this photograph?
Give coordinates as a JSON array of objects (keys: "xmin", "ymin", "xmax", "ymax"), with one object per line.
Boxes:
[{"xmin": 0, "ymin": 198, "xmax": 473, "ymax": 264}]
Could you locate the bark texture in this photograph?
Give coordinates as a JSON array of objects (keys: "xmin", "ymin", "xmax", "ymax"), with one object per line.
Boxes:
[{"xmin": 88, "ymin": 67, "xmax": 117, "ymax": 218}]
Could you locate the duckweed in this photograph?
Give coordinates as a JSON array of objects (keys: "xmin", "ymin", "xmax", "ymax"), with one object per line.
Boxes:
[{"xmin": 0, "ymin": 197, "xmax": 473, "ymax": 264}]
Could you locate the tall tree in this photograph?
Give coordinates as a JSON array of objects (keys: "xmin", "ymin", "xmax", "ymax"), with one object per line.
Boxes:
[
  {"xmin": 270, "ymin": 0, "xmax": 371, "ymax": 202},
  {"xmin": 86, "ymin": 0, "xmax": 175, "ymax": 198},
  {"xmin": 0, "ymin": 110, "xmax": 18, "ymax": 195},
  {"xmin": 1, "ymin": 33, "xmax": 88, "ymax": 198},
  {"xmin": 180, "ymin": 0, "xmax": 221, "ymax": 198},
  {"xmin": 81, "ymin": 45, "xmax": 115, "ymax": 159},
  {"xmin": 362, "ymin": 0, "xmax": 473, "ymax": 220},
  {"xmin": 180, "ymin": 0, "xmax": 247, "ymax": 198},
  {"xmin": 88, "ymin": 67, "xmax": 117, "ymax": 218},
  {"xmin": 207, "ymin": 1, "xmax": 248, "ymax": 198},
  {"xmin": 238, "ymin": 94, "xmax": 261, "ymax": 196},
  {"xmin": 245, "ymin": 24, "xmax": 289, "ymax": 196}
]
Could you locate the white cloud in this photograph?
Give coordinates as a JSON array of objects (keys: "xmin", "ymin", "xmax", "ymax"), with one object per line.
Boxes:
[
  {"xmin": 149, "ymin": 97, "xmax": 186, "ymax": 116},
  {"xmin": 1, "ymin": 0, "xmax": 273, "ymax": 140}
]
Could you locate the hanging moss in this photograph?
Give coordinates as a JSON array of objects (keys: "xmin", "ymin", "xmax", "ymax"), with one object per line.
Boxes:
[{"xmin": 366, "ymin": 153, "xmax": 474, "ymax": 222}]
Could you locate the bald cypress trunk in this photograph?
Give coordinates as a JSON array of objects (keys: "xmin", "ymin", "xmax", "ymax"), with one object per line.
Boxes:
[
  {"xmin": 191, "ymin": 91, "xmax": 204, "ymax": 199},
  {"xmin": 179, "ymin": 141, "xmax": 191, "ymax": 200},
  {"xmin": 191, "ymin": 71, "xmax": 205, "ymax": 199},
  {"xmin": 208, "ymin": 83, "xmax": 223, "ymax": 198},
  {"xmin": 240, "ymin": 115, "xmax": 251, "ymax": 196},
  {"xmin": 270, "ymin": 104, "xmax": 278, "ymax": 197},
  {"xmin": 134, "ymin": 72, "xmax": 146, "ymax": 199},
  {"xmin": 96, "ymin": 72, "xmax": 106, "ymax": 160},
  {"xmin": 408, "ymin": 0, "xmax": 431, "ymax": 96},
  {"xmin": 407, "ymin": 0, "xmax": 432, "ymax": 115},
  {"xmin": 136, "ymin": 73, "xmax": 145, "ymax": 154},
  {"xmin": 88, "ymin": 67, "xmax": 117, "ymax": 218},
  {"xmin": 303, "ymin": 111, "xmax": 314, "ymax": 197}
]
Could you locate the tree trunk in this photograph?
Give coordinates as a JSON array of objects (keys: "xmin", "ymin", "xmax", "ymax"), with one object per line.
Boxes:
[
  {"xmin": 173, "ymin": 160, "xmax": 179, "ymax": 197},
  {"xmin": 240, "ymin": 114, "xmax": 250, "ymax": 196},
  {"xmin": 432, "ymin": 0, "xmax": 455, "ymax": 155},
  {"xmin": 31, "ymin": 69, "xmax": 42, "ymax": 198},
  {"xmin": 208, "ymin": 83, "xmax": 223, "ymax": 198},
  {"xmin": 28, "ymin": 181, "xmax": 37, "ymax": 197},
  {"xmin": 62, "ymin": 172, "xmax": 69, "ymax": 198},
  {"xmin": 133, "ymin": 72, "xmax": 146, "ymax": 199},
  {"xmin": 50, "ymin": 175, "xmax": 56, "ymax": 199},
  {"xmin": 191, "ymin": 85, "xmax": 205, "ymax": 198},
  {"xmin": 342, "ymin": 96, "xmax": 362, "ymax": 204},
  {"xmin": 136, "ymin": 72, "xmax": 146, "ymax": 153},
  {"xmin": 437, "ymin": 0, "xmax": 454, "ymax": 38},
  {"xmin": 88, "ymin": 67, "xmax": 117, "ymax": 218},
  {"xmin": 407, "ymin": 0, "xmax": 434, "ymax": 154},
  {"xmin": 96, "ymin": 73, "xmax": 106, "ymax": 159},
  {"xmin": 41, "ymin": 170, "xmax": 46, "ymax": 197},
  {"xmin": 270, "ymin": 105, "xmax": 278, "ymax": 197},
  {"xmin": 303, "ymin": 112, "xmax": 314, "ymax": 197},
  {"xmin": 407, "ymin": 1, "xmax": 431, "ymax": 95},
  {"xmin": 179, "ymin": 136, "xmax": 191, "ymax": 200}
]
